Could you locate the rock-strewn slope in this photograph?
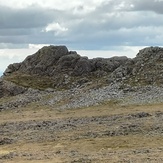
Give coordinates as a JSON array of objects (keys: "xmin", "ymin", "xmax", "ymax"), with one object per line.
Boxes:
[{"xmin": 0, "ymin": 45, "xmax": 163, "ymax": 106}]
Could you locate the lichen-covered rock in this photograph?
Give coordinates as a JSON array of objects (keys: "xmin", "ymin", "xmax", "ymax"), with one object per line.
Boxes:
[{"xmin": 111, "ymin": 46, "xmax": 163, "ymax": 85}]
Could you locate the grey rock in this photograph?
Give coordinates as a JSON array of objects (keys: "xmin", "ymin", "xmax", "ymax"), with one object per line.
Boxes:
[
  {"xmin": 56, "ymin": 53, "xmax": 80, "ymax": 70},
  {"xmin": 4, "ymin": 63, "xmax": 21, "ymax": 76},
  {"xmin": 91, "ymin": 56, "xmax": 128, "ymax": 72},
  {"xmin": 0, "ymin": 79, "xmax": 26, "ymax": 98},
  {"xmin": 73, "ymin": 57, "xmax": 94, "ymax": 76},
  {"xmin": 1, "ymin": 45, "xmax": 163, "ymax": 101},
  {"xmin": 111, "ymin": 46, "xmax": 163, "ymax": 85},
  {"xmin": 0, "ymin": 138, "xmax": 14, "ymax": 145},
  {"xmin": 3, "ymin": 45, "xmax": 129, "ymax": 78}
]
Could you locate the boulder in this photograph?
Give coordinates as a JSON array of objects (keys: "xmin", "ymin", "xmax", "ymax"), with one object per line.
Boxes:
[
  {"xmin": 92, "ymin": 56, "xmax": 128, "ymax": 72},
  {"xmin": 4, "ymin": 63, "xmax": 21, "ymax": 76},
  {"xmin": 73, "ymin": 57, "xmax": 95, "ymax": 76},
  {"xmin": 56, "ymin": 53, "xmax": 80, "ymax": 70},
  {"xmin": 0, "ymin": 78, "xmax": 27, "ymax": 97}
]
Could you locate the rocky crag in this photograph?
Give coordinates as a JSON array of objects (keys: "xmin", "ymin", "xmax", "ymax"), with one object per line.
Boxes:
[
  {"xmin": 3, "ymin": 45, "xmax": 129, "ymax": 89},
  {"xmin": 0, "ymin": 45, "xmax": 163, "ymax": 110}
]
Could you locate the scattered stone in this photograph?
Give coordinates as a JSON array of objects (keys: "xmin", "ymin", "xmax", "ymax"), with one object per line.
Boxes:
[{"xmin": 0, "ymin": 138, "xmax": 14, "ymax": 145}]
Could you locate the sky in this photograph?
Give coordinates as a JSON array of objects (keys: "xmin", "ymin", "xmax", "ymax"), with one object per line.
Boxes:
[{"xmin": 0, "ymin": 0, "xmax": 163, "ymax": 74}]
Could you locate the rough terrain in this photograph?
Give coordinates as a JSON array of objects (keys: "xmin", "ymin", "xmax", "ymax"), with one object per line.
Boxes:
[
  {"xmin": 1, "ymin": 101, "xmax": 163, "ymax": 163},
  {"xmin": 0, "ymin": 45, "xmax": 163, "ymax": 162}
]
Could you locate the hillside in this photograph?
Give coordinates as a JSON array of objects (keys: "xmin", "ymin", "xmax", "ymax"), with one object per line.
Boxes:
[{"xmin": 0, "ymin": 46, "xmax": 163, "ymax": 162}]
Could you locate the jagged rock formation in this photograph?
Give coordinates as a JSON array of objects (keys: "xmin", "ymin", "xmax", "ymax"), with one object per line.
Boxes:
[
  {"xmin": 112, "ymin": 47, "xmax": 163, "ymax": 85},
  {"xmin": 0, "ymin": 45, "xmax": 163, "ymax": 99},
  {"xmin": 4, "ymin": 45, "xmax": 128, "ymax": 77},
  {"xmin": 2, "ymin": 45, "xmax": 129, "ymax": 91}
]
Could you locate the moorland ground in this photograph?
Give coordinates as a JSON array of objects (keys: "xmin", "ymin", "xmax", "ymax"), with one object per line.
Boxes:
[{"xmin": 1, "ymin": 101, "xmax": 163, "ymax": 163}]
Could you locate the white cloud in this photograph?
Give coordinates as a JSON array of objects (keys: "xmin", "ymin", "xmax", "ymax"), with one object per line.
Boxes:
[
  {"xmin": 45, "ymin": 22, "xmax": 68, "ymax": 35},
  {"xmin": 0, "ymin": 0, "xmax": 106, "ymax": 10},
  {"xmin": 28, "ymin": 44, "xmax": 50, "ymax": 49}
]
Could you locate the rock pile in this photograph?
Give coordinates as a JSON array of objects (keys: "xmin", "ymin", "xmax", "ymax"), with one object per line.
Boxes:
[{"xmin": 0, "ymin": 82, "xmax": 163, "ymax": 111}]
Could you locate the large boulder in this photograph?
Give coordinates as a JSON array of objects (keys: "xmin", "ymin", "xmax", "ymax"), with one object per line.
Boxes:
[
  {"xmin": 0, "ymin": 77, "xmax": 26, "ymax": 97},
  {"xmin": 73, "ymin": 57, "xmax": 95, "ymax": 76},
  {"xmin": 92, "ymin": 56, "xmax": 128, "ymax": 72}
]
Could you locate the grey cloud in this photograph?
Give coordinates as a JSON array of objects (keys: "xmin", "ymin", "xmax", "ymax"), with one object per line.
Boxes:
[
  {"xmin": 0, "ymin": 5, "xmax": 57, "ymax": 29},
  {"xmin": 130, "ymin": 0, "xmax": 163, "ymax": 14},
  {"xmin": 0, "ymin": 1, "xmax": 163, "ymax": 50},
  {"xmin": 0, "ymin": 28, "xmax": 33, "ymax": 36},
  {"xmin": 0, "ymin": 4, "xmax": 73, "ymax": 45},
  {"xmin": 0, "ymin": 43, "xmax": 28, "ymax": 49}
]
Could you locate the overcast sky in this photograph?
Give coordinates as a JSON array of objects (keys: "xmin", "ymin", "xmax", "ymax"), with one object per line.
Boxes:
[{"xmin": 0, "ymin": 0, "xmax": 163, "ymax": 74}]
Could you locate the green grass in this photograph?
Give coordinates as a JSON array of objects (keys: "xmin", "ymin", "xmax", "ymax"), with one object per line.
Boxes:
[
  {"xmin": 4, "ymin": 72, "xmax": 109, "ymax": 91},
  {"xmin": 4, "ymin": 73, "xmax": 56, "ymax": 90}
]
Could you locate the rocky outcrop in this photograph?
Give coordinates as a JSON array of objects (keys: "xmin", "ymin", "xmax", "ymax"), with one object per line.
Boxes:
[
  {"xmin": 132, "ymin": 47, "xmax": 163, "ymax": 85},
  {"xmin": 1, "ymin": 45, "xmax": 163, "ymax": 99},
  {"xmin": 2, "ymin": 45, "xmax": 129, "ymax": 93},
  {"xmin": 4, "ymin": 45, "xmax": 129, "ymax": 77},
  {"xmin": 111, "ymin": 46, "xmax": 163, "ymax": 85}
]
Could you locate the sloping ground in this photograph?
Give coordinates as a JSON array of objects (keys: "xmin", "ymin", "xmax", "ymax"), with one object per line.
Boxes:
[{"xmin": 0, "ymin": 102, "xmax": 163, "ymax": 163}]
